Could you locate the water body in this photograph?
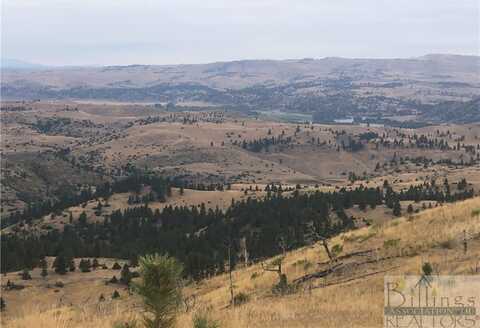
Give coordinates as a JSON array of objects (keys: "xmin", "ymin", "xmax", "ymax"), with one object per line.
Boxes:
[{"xmin": 333, "ymin": 117, "xmax": 354, "ymax": 124}]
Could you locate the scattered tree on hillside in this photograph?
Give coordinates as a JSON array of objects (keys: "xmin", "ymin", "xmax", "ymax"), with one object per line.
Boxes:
[
  {"xmin": 21, "ymin": 269, "xmax": 31, "ymax": 280},
  {"xmin": 79, "ymin": 259, "xmax": 91, "ymax": 273},
  {"xmin": 40, "ymin": 258, "xmax": 48, "ymax": 279},
  {"xmin": 407, "ymin": 204, "xmax": 414, "ymax": 214},
  {"xmin": 120, "ymin": 264, "xmax": 132, "ymax": 285},
  {"xmin": 78, "ymin": 211, "xmax": 87, "ymax": 226},
  {"xmin": 92, "ymin": 258, "xmax": 99, "ymax": 270},
  {"xmin": 112, "ymin": 290, "xmax": 120, "ymax": 299},
  {"xmin": 53, "ymin": 255, "xmax": 67, "ymax": 275},
  {"xmin": 393, "ymin": 199, "xmax": 402, "ymax": 217},
  {"xmin": 69, "ymin": 259, "xmax": 76, "ymax": 272}
]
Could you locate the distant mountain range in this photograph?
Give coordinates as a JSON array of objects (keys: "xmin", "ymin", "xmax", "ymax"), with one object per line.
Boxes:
[
  {"xmin": 1, "ymin": 54, "xmax": 479, "ymax": 123},
  {"xmin": 1, "ymin": 58, "xmax": 47, "ymax": 70}
]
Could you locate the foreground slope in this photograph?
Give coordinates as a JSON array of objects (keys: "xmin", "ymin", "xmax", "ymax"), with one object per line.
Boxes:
[{"xmin": 2, "ymin": 197, "xmax": 480, "ymax": 328}]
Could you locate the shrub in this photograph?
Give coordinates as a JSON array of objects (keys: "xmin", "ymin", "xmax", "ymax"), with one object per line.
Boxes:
[
  {"xmin": 21, "ymin": 269, "xmax": 32, "ymax": 280},
  {"xmin": 5, "ymin": 280, "xmax": 24, "ymax": 290},
  {"xmin": 358, "ymin": 231, "xmax": 377, "ymax": 243},
  {"xmin": 293, "ymin": 259, "xmax": 313, "ymax": 271},
  {"xmin": 384, "ymin": 239, "xmax": 400, "ymax": 249},
  {"xmin": 422, "ymin": 262, "xmax": 433, "ymax": 276},
  {"xmin": 233, "ymin": 292, "xmax": 249, "ymax": 305},
  {"xmin": 272, "ymin": 274, "xmax": 290, "ymax": 295},
  {"xmin": 193, "ymin": 312, "xmax": 220, "ymax": 328},
  {"xmin": 112, "ymin": 262, "xmax": 122, "ymax": 270},
  {"xmin": 438, "ymin": 239, "xmax": 455, "ymax": 249},
  {"xmin": 132, "ymin": 254, "xmax": 183, "ymax": 328},
  {"xmin": 112, "ymin": 290, "xmax": 121, "ymax": 299},
  {"xmin": 331, "ymin": 244, "xmax": 343, "ymax": 256},
  {"xmin": 55, "ymin": 281, "xmax": 64, "ymax": 288},
  {"xmin": 113, "ymin": 321, "xmax": 137, "ymax": 328}
]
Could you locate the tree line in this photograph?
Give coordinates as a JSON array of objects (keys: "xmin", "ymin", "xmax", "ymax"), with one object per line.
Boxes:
[{"xmin": 2, "ymin": 178, "xmax": 474, "ymax": 279}]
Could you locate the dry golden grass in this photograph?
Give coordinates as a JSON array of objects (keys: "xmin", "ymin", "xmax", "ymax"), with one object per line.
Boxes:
[{"xmin": 3, "ymin": 198, "xmax": 480, "ymax": 328}]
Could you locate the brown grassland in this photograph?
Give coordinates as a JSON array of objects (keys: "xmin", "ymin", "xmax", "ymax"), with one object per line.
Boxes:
[{"xmin": 2, "ymin": 196, "xmax": 479, "ymax": 328}]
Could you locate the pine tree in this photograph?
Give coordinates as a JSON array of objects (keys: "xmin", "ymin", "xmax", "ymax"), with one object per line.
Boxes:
[
  {"xmin": 407, "ymin": 204, "xmax": 414, "ymax": 214},
  {"xmin": 40, "ymin": 258, "xmax": 48, "ymax": 279},
  {"xmin": 92, "ymin": 258, "xmax": 99, "ymax": 270},
  {"xmin": 120, "ymin": 264, "xmax": 132, "ymax": 285},
  {"xmin": 53, "ymin": 256, "xmax": 67, "ymax": 275},
  {"xmin": 79, "ymin": 259, "xmax": 91, "ymax": 273},
  {"xmin": 78, "ymin": 211, "xmax": 87, "ymax": 226},
  {"xmin": 112, "ymin": 290, "xmax": 120, "ymax": 299},
  {"xmin": 132, "ymin": 254, "xmax": 183, "ymax": 328},
  {"xmin": 69, "ymin": 259, "xmax": 76, "ymax": 272},
  {"xmin": 393, "ymin": 199, "xmax": 402, "ymax": 217},
  {"xmin": 21, "ymin": 269, "xmax": 32, "ymax": 280}
]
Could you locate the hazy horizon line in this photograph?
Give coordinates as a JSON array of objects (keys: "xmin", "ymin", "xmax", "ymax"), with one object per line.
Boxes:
[{"xmin": 2, "ymin": 52, "xmax": 479, "ymax": 69}]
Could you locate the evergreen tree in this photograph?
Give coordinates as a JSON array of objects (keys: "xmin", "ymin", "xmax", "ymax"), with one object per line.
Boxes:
[
  {"xmin": 92, "ymin": 258, "xmax": 99, "ymax": 270},
  {"xmin": 38, "ymin": 257, "xmax": 48, "ymax": 278},
  {"xmin": 132, "ymin": 254, "xmax": 183, "ymax": 328},
  {"xmin": 40, "ymin": 258, "xmax": 48, "ymax": 279},
  {"xmin": 78, "ymin": 211, "xmax": 87, "ymax": 226},
  {"xmin": 69, "ymin": 259, "xmax": 76, "ymax": 272},
  {"xmin": 21, "ymin": 269, "xmax": 32, "ymax": 280},
  {"xmin": 79, "ymin": 259, "xmax": 91, "ymax": 273},
  {"xmin": 393, "ymin": 199, "xmax": 402, "ymax": 217},
  {"xmin": 53, "ymin": 255, "xmax": 67, "ymax": 275},
  {"xmin": 407, "ymin": 204, "xmax": 414, "ymax": 214},
  {"xmin": 120, "ymin": 264, "xmax": 132, "ymax": 285}
]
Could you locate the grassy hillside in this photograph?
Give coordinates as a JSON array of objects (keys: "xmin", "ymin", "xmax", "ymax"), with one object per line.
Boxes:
[{"xmin": 2, "ymin": 197, "xmax": 479, "ymax": 327}]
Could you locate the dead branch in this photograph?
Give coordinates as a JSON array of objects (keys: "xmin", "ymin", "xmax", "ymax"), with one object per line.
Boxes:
[
  {"xmin": 310, "ymin": 265, "xmax": 401, "ymax": 290},
  {"xmin": 293, "ymin": 262, "xmax": 344, "ymax": 284},
  {"xmin": 317, "ymin": 248, "xmax": 379, "ymax": 266}
]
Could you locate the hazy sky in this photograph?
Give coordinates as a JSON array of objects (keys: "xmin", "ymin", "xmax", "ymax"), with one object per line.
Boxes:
[{"xmin": 1, "ymin": 0, "xmax": 479, "ymax": 66}]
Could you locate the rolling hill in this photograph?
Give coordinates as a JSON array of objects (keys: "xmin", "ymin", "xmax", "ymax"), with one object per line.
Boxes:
[{"xmin": 2, "ymin": 197, "xmax": 479, "ymax": 328}]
